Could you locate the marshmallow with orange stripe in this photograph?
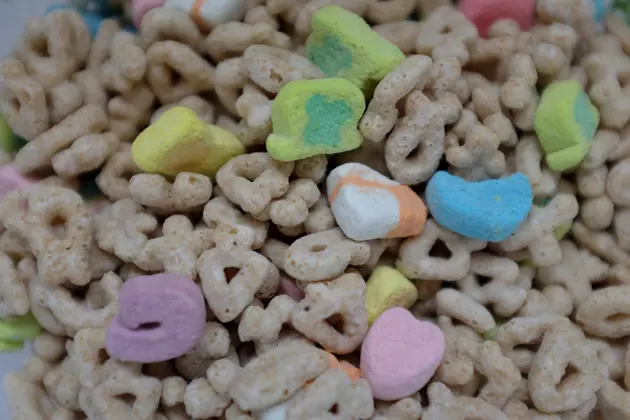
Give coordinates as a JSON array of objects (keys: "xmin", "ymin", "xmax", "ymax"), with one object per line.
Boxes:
[
  {"xmin": 164, "ymin": 0, "xmax": 247, "ymax": 29},
  {"xmin": 327, "ymin": 163, "xmax": 427, "ymax": 241}
]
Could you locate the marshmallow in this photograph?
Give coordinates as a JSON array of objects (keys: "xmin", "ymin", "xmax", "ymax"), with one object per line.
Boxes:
[{"xmin": 327, "ymin": 163, "xmax": 427, "ymax": 241}]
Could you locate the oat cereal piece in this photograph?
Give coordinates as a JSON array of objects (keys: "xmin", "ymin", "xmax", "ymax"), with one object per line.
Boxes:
[
  {"xmin": 13, "ymin": 105, "xmax": 108, "ymax": 174},
  {"xmin": 598, "ymin": 379, "xmax": 630, "ymax": 420},
  {"xmin": 457, "ymin": 252, "xmax": 528, "ymax": 316},
  {"xmin": 52, "ymin": 132, "xmax": 120, "ymax": 179},
  {"xmin": 139, "ymin": 7, "xmax": 204, "ymax": 51},
  {"xmin": 529, "ymin": 319, "xmax": 604, "ymax": 413},
  {"xmin": 291, "ymin": 272, "xmax": 368, "ymax": 354},
  {"xmin": 107, "ymin": 83, "xmax": 156, "ymax": 142},
  {"xmin": 537, "ymin": 240, "xmax": 609, "ymax": 306},
  {"xmin": 576, "ymin": 284, "xmax": 630, "ymax": 339},
  {"xmin": 134, "ymin": 215, "xmax": 214, "ymax": 279},
  {"xmin": 129, "ymin": 172, "xmax": 213, "ymax": 215},
  {"xmin": 47, "ymin": 272, "xmax": 121, "ymax": 336},
  {"xmin": 216, "ymin": 152, "xmax": 293, "ymax": 214},
  {"xmin": 95, "ymin": 198, "xmax": 157, "ymax": 263},
  {"xmin": 203, "ymin": 196, "xmax": 267, "ymax": 251},
  {"xmin": 385, "ymin": 90, "xmax": 461, "ymax": 185},
  {"xmin": 0, "ymin": 250, "xmax": 28, "ymax": 318},
  {"xmin": 494, "ymin": 315, "xmax": 566, "ymax": 373},
  {"xmin": 397, "ymin": 219, "xmax": 487, "ymax": 281},
  {"xmin": 146, "ymin": 41, "xmax": 214, "ymax": 104},
  {"xmin": 373, "ymin": 21, "xmax": 421, "ymax": 55},
  {"xmin": 229, "ymin": 342, "xmax": 329, "ymax": 411},
  {"xmin": 286, "ymin": 368, "xmax": 374, "ymax": 418},
  {"xmin": 253, "ymin": 178, "xmax": 320, "ymax": 228},
  {"xmin": 243, "ymin": 44, "xmax": 324, "ymax": 94},
  {"xmin": 14, "ymin": 9, "xmax": 90, "ymax": 88},
  {"xmin": 96, "ymin": 144, "xmax": 142, "ymax": 201},
  {"xmin": 415, "ymin": 6, "xmax": 478, "ymax": 58},
  {"xmin": 0, "ymin": 186, "xmax": 91, "ymax": 286},
  {"xmin": 100, "ymin": 31, "xmax": 147, "ymax": 95},
  {"xmin": 497, "ymin": 194, "xmax": 579, "ymax": 267},
  {"xmin": 514, "ymin": 134, "xmax": 560, "ymax": 197},
  {"xmin": 284, "ymin": 228, "xmax": 369, "ymax": 282},
  {"xmin": 87, "ymin": 361, "xmax": 161, "ymax": 420},
  {"xmin": 572, "ymin": 221, "xmax": 630, "ymax": 266},
  {"xmin": 359, "ymin": 55, "xmax": 433, "ymax": 143},
  {"xmin": 175, "ymin": 327, "xmax": 233, "ymax": 380},
  {"xmin": 238, "ymin": 295, "xmax": 296, "ymax": 345},
  {"xmin": 436, "ymin": 289, "xmax": 496, "ymax": 336},
  {"xmin": 205, "ymin": 22, "xmax": 291, "ymax": 62},
  {"xmin": 519, "ymin": 285, "xmax": 574, "ymax": 317},
  {"xmin": 197, "ymin": 247, "xmax": 275, "ymax": 322},
  {"xmin": 423, "ymin": 382, "xmax": 509, "ymax": 420}
]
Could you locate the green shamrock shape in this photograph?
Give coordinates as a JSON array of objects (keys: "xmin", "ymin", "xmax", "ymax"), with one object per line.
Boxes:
[
  {"xmin": 303, "ymin": 94, "xmax": 353, "ymax": 147},
  {"xmin": 307, "ymin": 34, "xmax": 354, "ymax": 77}
]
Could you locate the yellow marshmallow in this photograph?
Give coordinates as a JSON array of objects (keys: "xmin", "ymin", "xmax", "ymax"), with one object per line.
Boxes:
[
  {"xmin": 132, "ymin": 107, "xmax": 245, "ymax": 178},
  {"xmin": 366, "ymin": 266, "xmax": 418, "ymax": 324}
]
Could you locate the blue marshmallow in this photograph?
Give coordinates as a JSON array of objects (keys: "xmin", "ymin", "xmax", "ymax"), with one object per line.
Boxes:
[{"xmin": 425, "ymin": 171, "xmax": 533, "ymax": 242}]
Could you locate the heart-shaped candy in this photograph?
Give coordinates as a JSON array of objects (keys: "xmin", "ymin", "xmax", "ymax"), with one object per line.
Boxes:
[
  {"xmin": 426, "ymin": 171, "xmax": 533, "ymax": 242},
  {"xmin": 360, "ymin": 307, "xmax": 445, "ymax": 401}
]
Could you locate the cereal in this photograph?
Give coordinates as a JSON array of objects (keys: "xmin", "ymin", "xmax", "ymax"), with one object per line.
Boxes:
[
  {"xmin": 132, "ymin": 0, "xmax": 166, "ymax": 27},
  {"xmin": 2, "ymin": 1, "xmax": 630, "ymax": 417},
  {"xmin": 534, "ymin": 80, "xmax": 600, "ymax": 172},
  {"xmin": 361, "ymin": 307, "xmax": 445, "ymax": 400},
  {"xmin": 459, "ymin": 0, "xmax": 536, "ymax": 37},
  {"xmin": 266, "ymin": 78, "xmax": 365, "ymax": 162},
  {"xmin": 426, "ymin": 171, "xmax": 533, "ymax": 242},
  {"xmin": 106, "ymin": 273, "xmax": 206, "ymax": 363},
  {"xmin": 132, "ymin": 106, "xmax": 245, "ymax": 178},
  {"xmin": 327, "ymin": 163, "xmax": 427, "ymax": 241},
  {"xmin": 365, "ymin": 266, "xmax": 418, "ymax": 324},
  {"xmin": 305, "ymin": 5, "xmax": 405, "ymax": 93}
]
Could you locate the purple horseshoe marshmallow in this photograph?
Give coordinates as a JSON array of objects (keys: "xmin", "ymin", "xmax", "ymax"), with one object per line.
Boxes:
[{"xmin": 106, "ymin": 273, "xmax": 206, "ymax": 363}]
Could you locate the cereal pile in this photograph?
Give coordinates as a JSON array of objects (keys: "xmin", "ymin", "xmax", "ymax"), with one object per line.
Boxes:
[{"xmin": 2, "ymin": 0, "xmax": 630, "ymax": 418}]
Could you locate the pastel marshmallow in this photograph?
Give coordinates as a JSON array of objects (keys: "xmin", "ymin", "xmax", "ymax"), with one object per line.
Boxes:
[
  {"xmin": 612, "ymin": 0, "xmax": 630, "ymax": 24},
  {"xmin": 164, "ymin": 0, "xmax": 247, "ymax": 29},
  {"xmin": 591, "ymin": 0, "xmax": 612, "ymax": 22},
  {"xmin": 267, "ymin": 78, "xmax": 365, "ymax": 162},
  {"xmin": 0, "ymin": 313, "xmax": 42, "ymax": 343},
  {"xmin": 361, "ymin": 307, "xmax": 445, "ymax": 400},
  {"xmin": 327, "ymin": 163, "xmax": 427, "ymax": 241},
  {"xmin": 327, "ymin": 353, "xmax": 361, "ymax": 381},
  {"xmin": 106, "ymin": 273, "xmax": 206, "ymax": 363},
  {"xmin": 132, "ymin": 106, "xmax": 245, "ymax": 178},
  {"xmin": 0, "ymin": 165, "xmax": 37, "ymax": 200},
  {"xmin": 131, "ymin": 0, "xmax": 166, "ymax": 27},
  {"xmin": 0, "ymin": 114, "xmax": 26, "ymax": 154},
  {"xmin": 426, "ymin": 171, "xmax": 533, "ymax": 242},
  {"xmin": 534, "ymin": 80, "xmax": 599, "ymax": 172},
  {"xmin": 0, "ymin": 340, "xmax": 24, "ymax": 353},
  {"xmin": 278, "ymin": 275, "xmax": 305, "ymax": 301},
  {"xmin": 306, "ymin": 5, "xmax": 405, "ymax": 94},
  {"xmin": 366, "ymin": 266, "xmax": 418, "ymax": 325},
  {"xmin": 459, "ymin": 0, "xmax": 535, "ymax": 37}
]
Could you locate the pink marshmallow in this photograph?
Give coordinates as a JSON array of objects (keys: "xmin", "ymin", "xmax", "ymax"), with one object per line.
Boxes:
[
  {"xmin": 0, "ymin": 165, "xmax": 37, "ymax": 234},
  {"xmin": 132, "ymin": 0, "xmax": 166, "ymax": 28},
  {"xmin": 459, "ymin": 0, "xmax": 535, "ymax": 37},
  {"xmin": 278, "ymin": 275, "xmax": 305, "ymax": 301},
  {"xmin": 106, "ymin": 273, "xmax": 206, "ymax": 363},
  {"xmin": 360, "ymin": 307, "xmax": 445, "ymax": 401}
]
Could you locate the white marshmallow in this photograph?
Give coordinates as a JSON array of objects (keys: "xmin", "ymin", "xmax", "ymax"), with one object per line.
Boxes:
[
  {"xmin": 327, "ymin": 163, "xmax": 421, "ymax": 241},
  {"xmin": 164, "ymin": 0, "xmax": 247, "ymax": 28}
]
